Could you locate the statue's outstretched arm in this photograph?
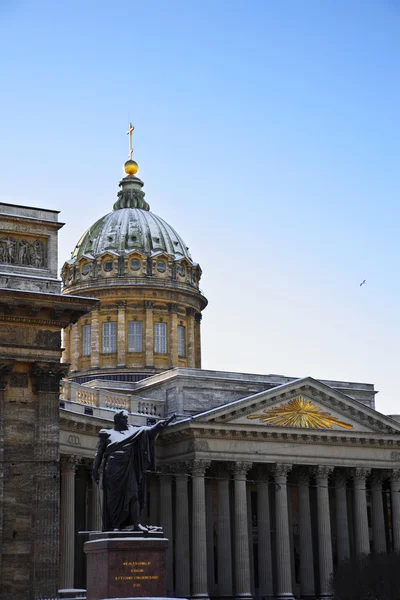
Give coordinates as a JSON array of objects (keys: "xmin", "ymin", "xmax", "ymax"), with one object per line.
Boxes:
[{"xmin": 149, "ymin": 413, "xmax": 177, "ymax": 439}]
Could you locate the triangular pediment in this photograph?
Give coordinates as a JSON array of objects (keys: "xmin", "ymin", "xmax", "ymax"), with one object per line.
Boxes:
[{"xmin": 192, "ymin": 377, "xmax": 400, "ymax": 435}]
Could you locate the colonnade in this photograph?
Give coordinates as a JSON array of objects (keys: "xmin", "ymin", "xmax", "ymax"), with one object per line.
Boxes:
[{"xmin": 59, "ymin": 456, "xmax": 400, "ymax": 598}]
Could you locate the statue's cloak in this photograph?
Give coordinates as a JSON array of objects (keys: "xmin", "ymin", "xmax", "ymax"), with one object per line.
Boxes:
[{"xmin": 101, "ymin": 426, "xmax": 155, "ymax": 530}]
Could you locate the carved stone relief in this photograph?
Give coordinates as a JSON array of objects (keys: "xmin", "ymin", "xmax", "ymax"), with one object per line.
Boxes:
[{"xmin": 0, "ymin": 235, "xmax": 47, "ymax": 268}]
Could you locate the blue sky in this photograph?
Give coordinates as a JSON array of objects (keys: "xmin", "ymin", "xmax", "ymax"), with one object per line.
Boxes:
[{"xmin": 1, "ymin": 1, "xmax": 399, "ymax": 412}]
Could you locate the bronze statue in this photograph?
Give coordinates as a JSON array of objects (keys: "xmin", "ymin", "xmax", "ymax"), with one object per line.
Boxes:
[{"xmin": 92, "ymin": 410, "xmax": 175, "ymax": 531}]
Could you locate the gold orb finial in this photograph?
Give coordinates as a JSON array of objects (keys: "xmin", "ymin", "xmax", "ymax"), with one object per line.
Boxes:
[{"xmin": 124, "ymin": 160, "xmax": 138, "ymax": 176}]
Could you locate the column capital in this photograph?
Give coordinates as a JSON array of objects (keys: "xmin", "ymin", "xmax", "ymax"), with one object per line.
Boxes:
[
  {"xmin": 144, "ymin": 300, "xmax": 154, "ymax": 310},
  {"xmin": 116, "ymin": 300, "xmax": 126, "ymax": 309},
  {"xmin": 315, "ymin": 465, "xmax": 334, "ymax": 479},
  {"xmin": 195, "ymin": 312, "xmax": 202, "ymax": 323},
  {"xmin": 391, "ymin": 469, "xmax": 400, "ymax": 483},
  {"xmin": 190, "ymin": 459, "xmax": 211, "ymax": 476},
  {"xmin": 170, "ymin": 461, "xmax": 190, "ymax": 476},
  {"xmin": 32, "ymin": 362, "xmax": 68, "ymax": 393},
  {"xmin": 91, "ymin": 303, "xmax": 100, "ymax": 312},
  {"xmin": 186, "ymin": 307, "xmax": 196, "ymax": 317},
  {"xmin": 0, "ymin": 363, "xmax": 13, "ymax": 391},
  {"xmin": 230, "ymin": 461, "xmax": 253, "ymax": 479},
  {"xmin": 273, "ymin": 463, "xmax": 292, "ymax": 479},
  {"xmin": 353, "ymin": 467, "xmax": 371, "ymax": 480},
  {"xmin": 168, "ymin": 303, "xmax": 179, "ymax": 313},
  {"xmin": 61, "ymin": 455, "xmax": 81, "ymax": 473}
]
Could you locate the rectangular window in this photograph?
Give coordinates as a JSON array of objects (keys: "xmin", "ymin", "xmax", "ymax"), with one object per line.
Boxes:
[
  {"xmin": 102, "ymin": 321, "xmax": 117, "ymax": 353},
  {"xmin": 178, "ymin": 325, "xmax": 186, "ymax": 357},
  {"xmin": 82, "ymin": 324, "xmax": 92, "ymax": 356},
  {"xmin": 154, "ymin": 322, "xmax": 167, "ymax": 354},
  {"xmin": 128, "ymin": 320, "xmax": 143, "ymax": 353}
]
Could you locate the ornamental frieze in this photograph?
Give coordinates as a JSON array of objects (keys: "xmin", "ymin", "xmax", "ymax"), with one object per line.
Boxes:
[
  {"xmin": 0, "ymin": 324, "xmax": 60, "ymax": 349},
  {"xmin": 247, "ymin": 396, "xmax": 354, "ymax": 430},
  {"xmin": 0, "ymin": 234, "xmax": 47, "ymax": 268}
]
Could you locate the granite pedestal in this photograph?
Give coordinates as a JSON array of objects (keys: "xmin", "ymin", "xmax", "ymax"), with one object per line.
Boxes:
[{"xmin": 84, "ymin": 532, "xmax": 168, "ymax": 600}]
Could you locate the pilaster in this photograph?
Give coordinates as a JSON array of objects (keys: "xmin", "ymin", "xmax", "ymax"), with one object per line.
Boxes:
[
  {"xmin": 91, "ymin": 306, "xmax": 100, "ymax": 368},
  {"xmin": 195, "ymin": 312, "xmax": 202, "ymax": 368},
  {"xmin": 70, "ymin": 322, "xmax": 79, "ymax": 371},
  {"xmin": 145, "ymin": 301, "xmax": 154, "ymax": 367},
  {"xmin": 169, "ymin": 304, "xmax": 178, "ymax": 368},
  {"xmin": 116, "ymin": 301, "xmax": 126, "ymax": 367},
  {"xmin": 186, "ymin": 307, "xmax": 195, "ymax": 368}
]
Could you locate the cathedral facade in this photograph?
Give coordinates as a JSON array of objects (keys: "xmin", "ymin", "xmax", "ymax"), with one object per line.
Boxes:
[{"xmin": 1, "ymin": 133, "xmax": 400, "ymax": 600}]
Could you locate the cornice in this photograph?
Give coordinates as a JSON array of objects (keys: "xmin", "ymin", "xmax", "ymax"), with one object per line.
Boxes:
[
  {"xmin": 0, "ymin": 314, "xmax": 66, "ymax": 328},
  {"xmin": 161, "ymin": 423, "xmax": 400, "ymax": 451}
]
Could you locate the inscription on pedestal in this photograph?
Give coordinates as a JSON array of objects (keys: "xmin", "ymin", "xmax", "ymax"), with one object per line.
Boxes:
[{"xmin": 84, "ymin": 535, "xmax": 168, "ymax": 600}]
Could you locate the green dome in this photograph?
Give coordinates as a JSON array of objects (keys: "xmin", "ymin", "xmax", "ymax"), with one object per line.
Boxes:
[{"xmin": 71, "ymin": 207, "xmax": 193, "ymax": 262}]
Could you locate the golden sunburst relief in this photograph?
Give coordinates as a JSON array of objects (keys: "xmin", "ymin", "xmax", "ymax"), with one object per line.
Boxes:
[{"xmin": 247, "ymin": 397, "xmax": 353, "ymax": 430}]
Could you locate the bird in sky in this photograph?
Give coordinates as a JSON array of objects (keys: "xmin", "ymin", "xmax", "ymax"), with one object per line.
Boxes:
[{"xmin": 360, "ymin": 280, "xmax": 366, "ymax": 287}]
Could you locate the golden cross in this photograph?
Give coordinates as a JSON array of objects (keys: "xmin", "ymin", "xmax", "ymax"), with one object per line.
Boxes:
[{"xmin": 126, "ymin": 122, "xmax": 134, "ymax": 160}]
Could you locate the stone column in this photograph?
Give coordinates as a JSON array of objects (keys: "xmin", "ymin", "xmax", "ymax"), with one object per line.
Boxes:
[
  {"xmin": 145, "ymin": 301, "xmax": 154, "ymax": 367},
  {"xmin": 174, "ymin": 463, "xmax": 191, "ymax": 598},
  {"xmin": 371, "ymin": 471, "xmax": 387, "ymax": 554},
  {"xmin": 230, "ymin": 461, "xmax": 253, "ymax": 600},
  {"xmin": 297, "ymin": 468, "xmax": 315, "ymax": 599},
  {"xmin": 191, "ymin": 459, "xmax": 211, "ymax": 599},
  {"xmin": 390, "ymin": 469, "xmax": 400, "ymax": 551},
  {"xmin": 60, "ymin": 456, "xmax": 79, "ymax": 590},
  {"xmin": 186, "ymin": 308, "xmax": 195, "ymax": 368},
  {"xmin": 353, "ymin": 467, "xmax": 371, "ymax": 556},
  {"xmin": 334, "ymin": 470, "xmax": 350, "ymax": 562},
  {"xmin": 91, "ymin": 478, "xmax": 102, "ymax": 531},
  {"xmin": 216, "ymin": 464, "xmax": 233, "ymax": 598},
  {"xmin": 195, "ymin": 312, "xmax": 202, "ymax": 368},
  {"xmin": 316, "ymin": 465, "xmax": 334, "ymax": 599},
  {"xmin": 206, "ymin": 478, "xmax": 216, "ymax": 595},
  {"xmin": 116, "ymin": 301, "xmax": 126, "ymax": 367},
  {"xmin": 256, "ymin": 467, "xmax": 273, "ymax": 600},
  {"xmin": 159, "ymin": 468, "xmax": 174, "ymax": 593},
  {"xmin": 273, "ymin": 463, "xmax": 294, "ymax": 600},
  {"xmin": 70, "ymin": 323, "xmax": 79, "ymax": 372},
  {"xmin": 91, "ymin": 306, "xmax": 100, "ymax": 368},
  {"xmin": 169, "ymin": 304, "xmax": 179, "ymax": 368}
]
